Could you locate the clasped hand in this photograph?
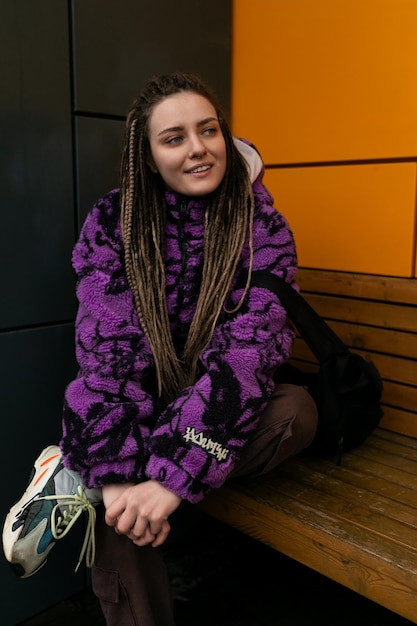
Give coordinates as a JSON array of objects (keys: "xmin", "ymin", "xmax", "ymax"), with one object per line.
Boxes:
[{"xmin": 102, "ymin": 480, "xmax": 182, "ymax": 547}]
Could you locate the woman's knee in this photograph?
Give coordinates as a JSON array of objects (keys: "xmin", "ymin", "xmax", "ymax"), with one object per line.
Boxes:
[
  {"xmin": 231, "ymin": 384, "xmax": 318, "ymax": 478},
  {"xmin": 261, "ymin": 383, "xmax": 318, "ymax": 442}
]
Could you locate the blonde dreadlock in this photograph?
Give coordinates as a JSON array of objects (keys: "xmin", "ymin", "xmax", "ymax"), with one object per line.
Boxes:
[{"xmin": 120, "ymin": 73, "xmax": 254, "ymax": 401}]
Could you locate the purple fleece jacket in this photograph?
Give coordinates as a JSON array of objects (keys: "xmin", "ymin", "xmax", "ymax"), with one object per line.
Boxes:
[{"xmin": 60, "ymin": 163, "xmax": 297, "ymax": 503}]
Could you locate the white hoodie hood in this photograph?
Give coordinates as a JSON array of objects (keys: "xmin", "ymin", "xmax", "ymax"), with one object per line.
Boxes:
[{"xmin": 233, "ymin": 137, "xmax": 264, "ymax": 184}]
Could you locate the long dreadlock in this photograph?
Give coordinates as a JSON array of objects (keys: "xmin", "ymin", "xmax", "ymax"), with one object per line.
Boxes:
[{"xmin": 120, "ymin": 73, "xmax": 255, "ymax": 402}]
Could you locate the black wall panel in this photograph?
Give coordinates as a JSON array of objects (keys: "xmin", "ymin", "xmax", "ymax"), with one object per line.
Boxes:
[
  {"xmin": 0, "ymin": 324, "xmax": 81, "ymax": 625},
  {"xmin": 1, "ymin": 0, "xmax": 76, "ymax": 329},
  {"xmin": 72, "ymin": 0, "xmax": 232, "ymax": 117},
  {"xmin": 1, "ymin": 2, "xmax": 83, "ymax": 624},
  {"xmin": 75, "ymin": 117, "xmax": 125, "ymax": 226}
]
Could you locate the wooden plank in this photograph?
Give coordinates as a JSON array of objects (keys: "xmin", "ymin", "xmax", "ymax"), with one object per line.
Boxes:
[
  {"xmin": 291, "ymin": 440, "xmax": 417, "ymax": 489},
  {"xmin": 362, "ymin": 352, "xmax": 417, "ymax": 386},
  {"xmin": 358, "ymin": 430, "xmax": 417, "ymax": 461},
  {"xmin": 273, "ymin": 463, "xmax": 417, "ymax": 529},
  {"xmin": 301, "ymin": 444, "xmax": 417, "ymax": 497},
  {"xmin": 376, "ymin": 428, "xmax": 417, "ymax": 447},
  {"xmin": 348, "ymin": 448, "xmax": 417, "ymax": 480},
  {"xmin": 379, "ymin": 407, "xmax": 417, "ymax": 438},
  {"xmin": 279, "ymin": 458, "xmax": 417, "ymax": 512},
  {"xmin": 326, "ymin": 321, "xmax": 417, "ymax": 359},
  {"xmin": 289, "ymin": 350, "xmax": 417, "ymax": 410},
  {"xmin": 287, "ymin": 353, "xmax": 417, "ymax": 437},
  {"xmin": 235, "ymin": 456, "xmax": 417, "ymax": 528},
  {"xmin": 255, "ymin": 480, "xmax": 417, "ymax": 551},
  {"xmin": 305, "ymin": 293, "xmax": 417, "ymax": 333},
  {"xmin": 297, "ymin": 268, "xmax": 417, "ymax": 305},
  {"xmin": 381, "ymin": 380, "xmax": 417, "ymax": 413},
  {"xmin": 292, "ymin": 332, "xmax": 417, "ymax": 379}
]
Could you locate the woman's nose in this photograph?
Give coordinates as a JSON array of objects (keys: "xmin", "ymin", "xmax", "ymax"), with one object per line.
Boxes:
[{"xmin": 189, "ymin": 135, "xmax": 207, "ymax": 157}]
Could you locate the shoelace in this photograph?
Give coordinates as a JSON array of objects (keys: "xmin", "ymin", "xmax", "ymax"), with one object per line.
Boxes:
[{"xmin": 38, "ymin": 485, "xmax": 96, "ymax": 572}]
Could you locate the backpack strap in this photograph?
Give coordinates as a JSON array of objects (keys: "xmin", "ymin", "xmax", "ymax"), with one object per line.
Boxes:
[{"xmin": 250, "ymin": 271, "xmax": 349, "ymax": 363}]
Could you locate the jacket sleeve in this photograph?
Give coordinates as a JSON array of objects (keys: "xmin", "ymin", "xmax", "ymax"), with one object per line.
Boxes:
[
  {"xmin": 145, "ymin": 189, "xmax": 298, "ymax": 503},
  {"xmin": 60, "ymin": 191, "xmax": 157, "ymax": 489}
]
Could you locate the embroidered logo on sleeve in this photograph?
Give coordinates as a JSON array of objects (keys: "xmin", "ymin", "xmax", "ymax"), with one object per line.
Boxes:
[{"xmin": 183, "ymin": 427, "xmax": 229, "ymax": 462}]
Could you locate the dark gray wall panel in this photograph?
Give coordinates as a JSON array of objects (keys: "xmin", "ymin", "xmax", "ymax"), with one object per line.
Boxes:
[
  {"xmin": 0, "ymin": 324, "xmax": 82, "ymax": 625},
  {"xmin": 75, "ymin": 116, "xmax": 125, "ymax": 227},
  {"xmin": 72, "ymin": 0, "xmax": 231, "ymax": 117},
  {"xmin": 0, "ymin": 0, "xmax": 76, "ymax": 329}
]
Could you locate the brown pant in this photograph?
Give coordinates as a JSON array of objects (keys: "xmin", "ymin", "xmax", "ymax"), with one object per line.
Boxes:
[{"xmin": 91, "ymin": 384, "xmax": 318, "ymax": 625}]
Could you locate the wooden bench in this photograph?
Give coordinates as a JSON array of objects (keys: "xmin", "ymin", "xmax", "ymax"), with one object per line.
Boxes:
[{"xmin": 198, "ymin": 268, "xmax": 417, "ymax": 624}]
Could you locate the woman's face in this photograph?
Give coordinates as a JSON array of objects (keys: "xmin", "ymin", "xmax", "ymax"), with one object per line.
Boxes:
[{"xmin": 147, "ymin": 92, "xmax": 227, "ymax": 196}]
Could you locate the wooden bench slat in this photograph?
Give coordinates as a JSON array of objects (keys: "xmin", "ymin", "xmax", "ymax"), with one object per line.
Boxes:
[
  {"xmin": 231, "ymin": 488, "xmax": 417, "ymax": 564},
  {"xmin": 379, "ymin": 407, "xmax": 417, "ymax": 438},
  {"xmin": 287, "ymin": 450, "xmax": 417, "ymax": 497},
  {"xmin": 356, "ymin": 432, "xmax": 417, "ymax": 463},
  {"xmin": 297, "ymin": 269, "xmax": 417, "ymax": 305},
  {"xmin": 381, "ymin": 380, "xmax": 417, "ymax": 413},
  {"xmin": 286, "ymin": 352, "xmax": 417, "ymax": 439},
  {"xmin": 374, "ymin": 354, "xmax": 417, "ymax": 387},
  {"xmin": 278, "ymin": 457, "xmax": 417, "ymax": 515},
  {"xmin": 301, "ymin": 452, "xmax": 417, "ymax": 501},
  {"xmin": 306, "ymin": 294, "xmax": 417, "ymax": 333},
  {"xmin": 377, "ymin": 427, "xmax": 417, "ymax": 448},
  {"xmin": 274, "ymin": 463, "xmax": 417, "ymax": 529},
  {"xmin": 292, "ymin": 342, "xmax": 417, "ymax": 387},
  {"xmin": 289, "ymin": 351, "xmax": 417, "ymax": 412},
  {"xmin": 315, "ymin": 321, "xmax": 417, "ymax": 360},
  {"xmin": 238, "ymin": 447, "xmax": 417, "ymax": 528},
  {"xmin": 254, "ymin": 478, "xmax": 417, "ymax": 551}
]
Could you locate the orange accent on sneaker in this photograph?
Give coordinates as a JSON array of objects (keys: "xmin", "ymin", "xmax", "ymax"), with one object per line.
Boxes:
[
  {"xmin": 34, "ymin": 469, "xmax": 49, "ymax": 486},
  {"xmin": 34, "ymin": 454, "xmax": 60, "ymax": 486},
  {"xmin": 41, "ymin": 454, "xmax": 60, "ymax": 467}
]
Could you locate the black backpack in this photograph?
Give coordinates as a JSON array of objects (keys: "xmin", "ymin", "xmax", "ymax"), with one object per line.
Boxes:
[{"xmin": 250, "ymin": 271, "xmax": 384, "ymax": 465}]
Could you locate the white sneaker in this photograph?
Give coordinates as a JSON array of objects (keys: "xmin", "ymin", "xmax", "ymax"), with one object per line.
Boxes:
[{"xmin": 2, "ymin": 445, "xmax": 102, "ymax": 578}]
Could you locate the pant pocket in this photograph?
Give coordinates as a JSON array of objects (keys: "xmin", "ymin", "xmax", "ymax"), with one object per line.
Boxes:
[
  {"xmin": 92, "ymin": 565, "xmax": 119, "ymax": 603},
  {"xmin": 253, "ymin": 415, "xmax": 295, "ymax": 475}
]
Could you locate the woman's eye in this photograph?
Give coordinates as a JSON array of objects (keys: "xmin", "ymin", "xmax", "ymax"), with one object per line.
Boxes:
[
  {"xmin": 166, "ymin": 136, "xmax": 182, "ymax": 145},
  {"xmin": 203, "ymin": 127, "xmax": 216, "ymax": 136}
]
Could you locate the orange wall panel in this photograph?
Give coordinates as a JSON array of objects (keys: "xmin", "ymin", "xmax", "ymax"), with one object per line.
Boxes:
[
  {"xmin": 232, "ymin": 0, "xmax": 417, "ymax": 164},
  {"xmin": 264, "ymin": 163, "xmax": 416, "ymax": 276}
]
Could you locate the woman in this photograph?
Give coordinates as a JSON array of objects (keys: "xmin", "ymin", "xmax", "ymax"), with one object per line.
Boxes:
[{"xmin": 3, "ymin": 72, "xmax": 317, "ymax": 625}]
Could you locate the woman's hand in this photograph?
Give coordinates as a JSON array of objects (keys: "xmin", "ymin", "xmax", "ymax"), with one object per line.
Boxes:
[
  {"xmin": 103, "ymin": 480, "xmax": 182, "ymax": 547},
  {"xmin": 102, "ymin": 483, "xmax": 135, "ymax": 509}
]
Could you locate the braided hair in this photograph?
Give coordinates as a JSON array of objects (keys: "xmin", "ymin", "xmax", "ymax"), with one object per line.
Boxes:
[{"xmin": 120, "ymin": 72, "xmax": 255, "ymax": 401}]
